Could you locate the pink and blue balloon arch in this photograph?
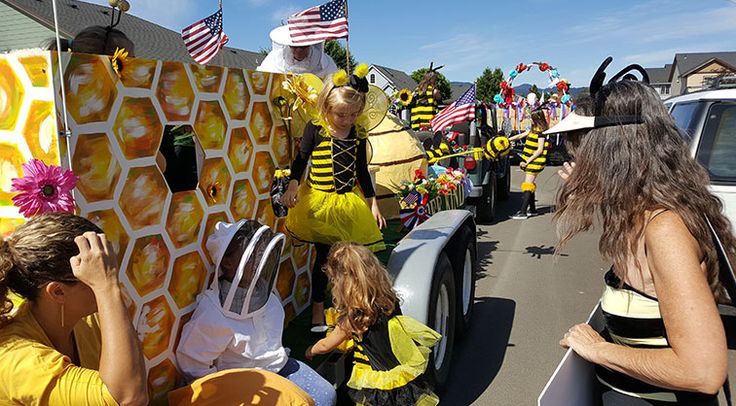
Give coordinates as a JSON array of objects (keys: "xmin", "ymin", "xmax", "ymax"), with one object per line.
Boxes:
[{"xmin": 494, "ymin": 62, "xmax": 573, "ymax": 107}]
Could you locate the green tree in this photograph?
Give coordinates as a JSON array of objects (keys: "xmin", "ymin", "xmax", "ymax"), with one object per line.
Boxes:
[
  {"xmin": 411, "ymin": 68, "xmax": 452, "ymax": 102},
  {"xmin": 529, "ymin": 84, "xmax": 541, "ymax": 99},
  {"xmin": 324, "ymin": 40, "xmax": 356, "ymax": 72},
  {"xmin": 475, "ymin": 67, "xmax": 504, "ymax": 102}
]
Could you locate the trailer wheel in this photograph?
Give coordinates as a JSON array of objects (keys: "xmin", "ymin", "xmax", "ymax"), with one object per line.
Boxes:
[
  {"xmin": 454, "ymin": 226, "xmax": 476, "ymax": 338},
  {"xmin": 475, "ymin": 174, "xmax": 496, "ymax": 223},
  {"xmin": 427, "ymin": 253, "xmax": 456, "ymax": 388}
]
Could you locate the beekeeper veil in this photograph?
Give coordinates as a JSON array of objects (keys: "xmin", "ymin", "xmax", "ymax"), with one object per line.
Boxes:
[
  {"xmin": 206, "ymin": 220, "xmax": 285, "ymax": 319},
  {"xmin": 256, "ymin": 25, "xmax": 338, "ymax": 79}
]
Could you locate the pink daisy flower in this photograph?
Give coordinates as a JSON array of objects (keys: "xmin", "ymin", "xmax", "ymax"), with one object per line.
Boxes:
[{"xmin": 11, "ymin": 159, "xmax": 78, "ymax": 217}]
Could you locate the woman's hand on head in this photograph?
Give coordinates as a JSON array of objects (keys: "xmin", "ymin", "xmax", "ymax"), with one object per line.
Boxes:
[
  {"xmin": 282, "ymin": 180, "xmax": 300, "ymax": 208},
  {"xmin": 559, "ymin": 323, "xmax": 606, "ymax": 363},
  {"xmin": 70, "ymin": 232, "xmax": 119, "ymax": 293},
  {"xmin": 558, "ymin": 161, "xmax": 576, "ymax": 182}
]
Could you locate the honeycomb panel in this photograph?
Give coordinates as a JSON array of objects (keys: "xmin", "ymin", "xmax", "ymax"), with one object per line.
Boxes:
[
  {"xmin": 283, "ymin": 301, "xmax": 296, "ymax": 326},
  {"xmin": 248, "ymin": 70, "xmax": 269, "ymax": 95},
  {"xmin": 255, "ymin": 198, "xmax": 276, "ymax": 229},
  {"xmin": 198, "ymin": 157, "xmax": 232, "ymax": 207},
  {"xmin": 113, "ymin": 97, "xmax": 164, "ymax": 159},
  {"xmin": 294, "ymin": 271, "xmax": 311, "ymax": 308},
  {"xmin": 227, "ymin": 127, "xmax": 254, "ymax": 173},
  {"xmin": 63, "ymin": 53, "xmax": 117, "ymax": 125},
  {"xmin": 223, "ymin": 68, "xmax": 249, "ymax": 120},
  {"xmin": 249, "ymin": 102, "xmax": 273, "ymax": 145},
  {"xmin": 157, "ymin": 62, "xmax": 195, "ymax": 122},
  {"xmin": 252, "ymin": 151, "xmax": 276, "ymax": 195},
  {"xmin": 86, "ymin": 208, "xmax": 130, "ymax": 269},
  {"xmin": 165, "ymin": 191, "xmax": 204, "ymax": 249},
  {"xmin": 270, "ymin": 125, "xmax": 291, "ymax": 168},
  {"xmin": 292, "ymin": 243, "xmax": 310, "ymax": 270},
  {"xmin": 73, "ymin": 133, "xmax": 121, "ymax": 203},
  {"xmin": 147, "ymin": 358, "xmax": 180, "ymax": 404},
  {"xmin": 201, "ymin": 211, "xmax": 230, "ymax": 265},
  {"xmin": 126, "ymin": 234, "xmax": 170, "ymax": 297},
  {"xmin": 194, "ymin": 100, "xmax": 228, "ymax": 150},
  {"xmin": 18, "ymin": 55, "xmax": 50, "ymax": 88},
  {"xmin": 0, "ymin": 143, "xmax": 27, "ymax": 207},
  {"xmin": 138, "ymin": 295, "xmax": 175, "ymax": 360},
  {"xmin": 0, "ymin": 59, "xmax": 25, "ymax": 131},
  {"xmin": 119, "ymin": 166, "xmax": 168, "ymax": 230},
  {"xmin": 191, "ymin": 65, "xmax": 223, "ymax": 93},
  {"xmin": 120, "ymin": 58, "xmax": 157, "ymax": 89},
  {"xmin": 229, "ymin": 179, "xmax": 256, "ymax": 220},
  {"xmin": 276, "ymin": 259, "xmax": 295, "ymax": 301},
  {"xmin": 22, "ymin": 101, "xmax": 57, "ymax": 165},
  {"xmin": 168, "ymin": 251, "xmax": 207, "ymax": 310}
]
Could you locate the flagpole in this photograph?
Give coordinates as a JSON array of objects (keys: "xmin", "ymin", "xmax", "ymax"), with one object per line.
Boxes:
[
  {"xmin": 219, "ymin": 0, "xmax": 224, "ymax": 67},
  {"xmin": 344, "ymin": 0, "xmax": 350, "ymax": 75}
]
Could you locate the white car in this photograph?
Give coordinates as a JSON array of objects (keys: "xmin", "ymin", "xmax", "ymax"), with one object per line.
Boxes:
[{"xmin": 665, "ymin": 88, "xmax": 736, "ymax": 225}]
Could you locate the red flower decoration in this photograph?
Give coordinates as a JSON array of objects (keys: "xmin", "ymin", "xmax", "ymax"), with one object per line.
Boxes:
[
  {"xmin": 414, "ymin": 169, "xmax": 426, "ymax": 180},
  {"xmin": 11, "ymin": 159, "xmax": 78, "ymax": 218},
  {"xmin": 538, "ymin": 63, "xmax": 551, "ymax": 72},
  {"xmin": 516, "ymin": 63, "xmax": 528, "ymax": 73},
  {"xmin": 504, "ymin": 96, "xmax": 514, "ymax": 105},
  {"xmin": 499, "ymin": 81, "xmax": 508, "ymax": 91},
  {"xmin": 556, "ymin": 81, "xmax": 569, "ymax": 93}
]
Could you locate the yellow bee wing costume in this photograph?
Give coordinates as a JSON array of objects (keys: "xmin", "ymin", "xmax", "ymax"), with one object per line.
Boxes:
[{"xmin": 347, "ymin": 308, "xmax": 441, "ymax": 406}]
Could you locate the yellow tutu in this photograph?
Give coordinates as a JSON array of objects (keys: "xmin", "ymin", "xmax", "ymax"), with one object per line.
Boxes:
[{"xmin": 285, "ymin": 183, "xmax": 385, "ymax": 252}]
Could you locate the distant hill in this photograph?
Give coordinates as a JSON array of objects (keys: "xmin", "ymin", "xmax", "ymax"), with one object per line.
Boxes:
[{"xmin": 513, "ymin": 83, "xmax": 588, "ymax": 98}]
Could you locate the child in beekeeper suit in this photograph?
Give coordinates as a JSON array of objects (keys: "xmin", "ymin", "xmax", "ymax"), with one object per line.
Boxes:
[{"xmin": 176, "ymin": 220, "xmax": 336, "ymax": 406}]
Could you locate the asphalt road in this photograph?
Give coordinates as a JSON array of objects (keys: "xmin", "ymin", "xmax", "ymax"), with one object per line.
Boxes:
[{"xmin": 441, "ymin": 167, "xmax": 736, "ymax": 405}]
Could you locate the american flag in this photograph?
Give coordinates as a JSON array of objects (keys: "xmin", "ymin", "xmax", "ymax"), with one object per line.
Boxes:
[
  {"xmin": 287, "ymin": 0, "xmax": 349, "ymax": 45},
  {"xmin": 431, "ymin": 84, "xmax": 476, "ymax": 132},
  {"xmin": 402, "ymin": 191, "xmax": 422, "ymax": 207},
  {"xmin": 181, "ymin": 8, "xmax": 229, "ymax": 65}
]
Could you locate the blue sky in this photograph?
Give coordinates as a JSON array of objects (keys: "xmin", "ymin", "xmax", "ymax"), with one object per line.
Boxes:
[{"xmin": 89, "ymin": 0, "xmax": 736, "ymax": 89}]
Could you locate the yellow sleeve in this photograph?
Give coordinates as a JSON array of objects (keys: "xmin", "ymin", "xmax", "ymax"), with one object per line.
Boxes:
[{"xmin": 48, "ymin": 363, "xmax": 119, "ymax": 406}]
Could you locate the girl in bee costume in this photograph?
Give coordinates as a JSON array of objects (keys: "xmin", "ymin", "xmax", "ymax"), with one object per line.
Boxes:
[
  {"xmin": 410, "ymin": 63, "xmax": 443, "ymax": 131},
  {"xmin": 507, "ymin": 107, "xmax": 549, "ymax": 219},
  {"xmin": 282, "ymin": 64, "xmax": 386, "ymax": 330}
]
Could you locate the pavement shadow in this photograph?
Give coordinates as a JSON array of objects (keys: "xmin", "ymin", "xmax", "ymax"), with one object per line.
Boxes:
[
  {"xmin": 525, "ymin": 244, "xmax": 568, "ymax": 259},
  {"xmin": 477, "ymin": 240, "xmax": 499, "ymax": 278},
  {"xmin": 440, "ymin": 297, "xmax": 516, "ymax": 405}
]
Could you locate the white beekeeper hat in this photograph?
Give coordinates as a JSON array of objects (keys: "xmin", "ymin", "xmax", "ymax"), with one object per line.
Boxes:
[{"xmin": 269, "ymin": 25, "xmax": 324, "ymax": 47}]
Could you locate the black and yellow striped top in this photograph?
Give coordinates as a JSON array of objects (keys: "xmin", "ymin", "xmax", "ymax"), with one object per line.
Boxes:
[
  {"xmin": 290, "ymin": 122, "xmax": 375, "ymax": 197},
  {"xmin": 597, "ymin": 269, "xmax": 718, "ymax": 404},
  {"xmin": 520, "ymin": 132, "xmax": 547, "ymax": 173},
  {"xmin": 410, "ymin": 86, "xmax": 437, "ymax": 130}
]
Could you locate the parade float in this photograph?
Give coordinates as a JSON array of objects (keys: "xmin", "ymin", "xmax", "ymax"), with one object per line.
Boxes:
[{"xmin": 0, "ymin": 48, "xmax": 478, "ymax": 398}]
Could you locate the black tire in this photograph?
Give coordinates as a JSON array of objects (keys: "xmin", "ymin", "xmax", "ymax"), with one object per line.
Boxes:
[
  {"xmin": 454, "ymin": 225, "xmax": 476, "ymax": 339},
  {"xmin": 496, "ymin": 159, "xmax": 511, "ymax": 201},
  {"xmin": 475, "ymin": 173, "xmax": 496, "ymax": 223},
  {"xmin": 427, "ymin": 253, "xmax": 456, "ymax": 389}
]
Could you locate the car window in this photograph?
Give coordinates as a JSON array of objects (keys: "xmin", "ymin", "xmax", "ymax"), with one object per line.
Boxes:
[
  {"xmin": 670, "ymin": 101, "xmax": 705, "ymax": 142},
  {"xmin": 696, "ymin": 103, "xmax": 736, "ymax": 184}
]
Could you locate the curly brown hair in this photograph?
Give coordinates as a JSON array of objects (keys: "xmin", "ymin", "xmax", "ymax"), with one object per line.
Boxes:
[
  {"xmin": 554, "ymin": 81, "xmax": 735, "ymax": 302},
  {"xmin": 324, "ymin": 242, "xmax": 398, "ymax": 336},
  {"xmin": 0, "ymin": 213, "xmax": 101, "ymax": 325}
]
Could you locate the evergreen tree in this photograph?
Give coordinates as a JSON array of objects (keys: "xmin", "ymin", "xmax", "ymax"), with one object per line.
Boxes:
[
  {"xmin": 411, "ymin": 68, "xmax": 452, "ymax": 102},
  {"xmin": 475, "ymin": 67, "xmax": 504, "ymax": 102},
  {"xmin": 324, "ymin": 40, "xmax": 356, "ymax": 72}
]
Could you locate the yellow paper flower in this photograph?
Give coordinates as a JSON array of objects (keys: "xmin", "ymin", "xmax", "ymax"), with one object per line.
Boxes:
[
  {"xmin": 398, "ymin": 88, "xmax": 412, "ymax": 105},
  {"xmin": 354, "ymin": 63, "xmax": 369, "ymax": 79},
  {"xmin": 281, "ymin": 74, "xmax": 320, "ymax": 119},
  {"xmin": 111, "ymin": 47, "xmax": 128, "ymax": 79},
  {"xmin": 332, "ymin": 69, "xmax": 348, "ymax": 86}
]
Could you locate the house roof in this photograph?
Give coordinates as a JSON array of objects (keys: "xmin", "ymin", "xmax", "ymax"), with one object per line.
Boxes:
[
  {"xmin": 645, "ymin": 64, "xmax": 672, "ymax": 84},
  {"xmin": 1, "ymin": 0, "xmax": 262, "ymax": 69},
  {"xmin": 449, "ymin": 82, "xmax": 472, "ymax": 101},
  {"xmin": 371, "ymin": 64, "xmax": 417, "ymax": 91},
  {"xmin": 670, "ymin": 52, "xmax": 736, "ymax": 81}
]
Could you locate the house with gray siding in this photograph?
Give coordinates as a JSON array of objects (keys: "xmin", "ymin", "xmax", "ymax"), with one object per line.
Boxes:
[{"xmin": 368, "ymin": 64, "xmax": 417, "ymax": 97}]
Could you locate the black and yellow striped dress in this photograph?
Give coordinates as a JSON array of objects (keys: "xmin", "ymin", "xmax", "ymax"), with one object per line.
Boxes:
[
  {"xmin": 520, "ymin": 132, "xmax": 547, "ymax": 174},
  {"xmin": 597, "ymin": 269, "xmax": 718, "ymax": 405},
  {"xmin": 347, "ymin": 306, "xmax": 441, "ymax": 406},
  {"xmin": 410, "ymin": 86, "xmax": 437, "ymax": 131},
  {"xmin": 285, "ymin": 122, "xmax": 385, "ymax": 252}
]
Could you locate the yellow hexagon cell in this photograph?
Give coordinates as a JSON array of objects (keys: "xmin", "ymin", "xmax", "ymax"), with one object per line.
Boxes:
[
  {"xmin": 202, "ymin": 211, "xmax": 229, "ymax": 265},
  {"xmin": 223, "ymin": 69, "xmax": 249, "ymax": 121},
  {"xmin": 198, "ymin": 157, "xmax": 232, "ymax": 207},
  {"xmin": 249, "ymin": 102, "xmax": 273, "ymax": 145},
  {"xmin": 270, "ymin": 125, "xmax": 291, "ymax": 168},
  {"xmin": 229, "ymin": 179, "xmax": 256, "ymax": 221},
  {"xmin": 1, "ymin": 218, "xmax": 24, "ymax": 239},
  {"xmin": 120, "ymin": 166, "xmax": 168, "ymax": 230},
  {"xmin": 168, "ymin": 251, "xmax": 207, "ymax": 310},
  {"xmin": 157, "ymin": 62, "xmax": 195, "ymax": 122},
  {"xmin": 252, "ymin": 151, "xmax": 275, "ymax": 195},
  {"xmin": 166, "ymin": 191, "xmax": 204, "ymax": 249},
  {"xmin": 256, "ymin": 198, "xmax": 276, "ymax": 229},
  {"xmin": 292, "ymin": 244, "xmax": 310, "ymax": 270},
  {"xmin": 191, "ymin": 65, "xmax": 223, "ymax": 93},
  {"xmin": 113, "ymin": 97, "xmax": 164, "ymax": 159},
  {"xmin": 147, "ymin": 358, "xmax": 179, "ymax": 403},
  {"xmin": 294, "ymin": 271, "xmax": 311, "ymax": 308},
  {"xmin": 120, "ymin": 58, "xmax": 157, "ymax": 89},
  {"xmin": 126, "ymin": 235, "xmax": 170, "ymax": 297},
  {"xmin": 73, "ymin": 133, "xmax": 121, "ymax": 203},
  {"xmin": 248, "ymin": 70, "xmax": 269, "ymax": 95},
  {"xmin": 269, "ymin": 73, "xmax": 286, "ymax": 102},
  {"xmin": 0, "ymin": 60, "xmax": 25, "ymax": 131},
  {"xmin": 276, "ymin": 259, "xmax": 295, "ymax": 301},
  {"xmin": 0, "ymin": 143, "xmax": 26, "ymax": 207},
  {"xmin": 138, "ymin": 295, "xmax": 175, "ymax": 360},
  {"xmin": 274, "ymin": 218, "xmax": 292, "ymax": 253},
  {"xmin": 86, "ymin": 208, "xmax": 130, "ymax": 269},
  {"xmin": 63, "ymin": 53, "xmax": 117, "ymax": 125},
  {"xmin": 22, "ymin": 100, "xmax": 58, "ymax": 166},
  {"xmin": 19, "ymin": 55, "xmax": 50, "ymax": 88},
  {"xmin": 227, "ymin": 127, "xmax": 254, "ymax": 174},
  {"xmin": 194, "ymin": 101, "xmax": 228, "ymax": 150}
]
